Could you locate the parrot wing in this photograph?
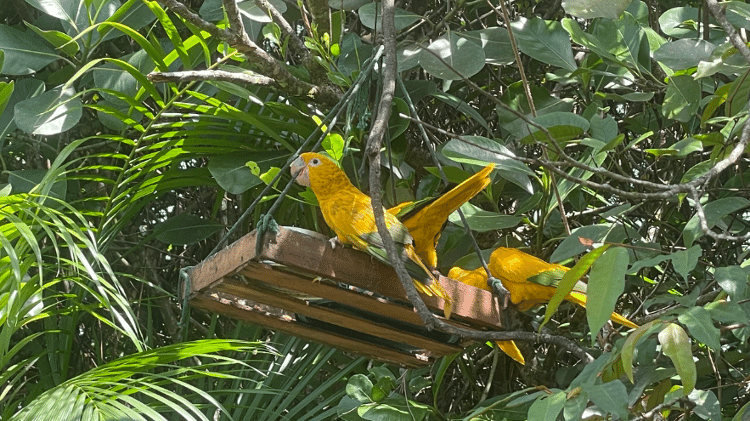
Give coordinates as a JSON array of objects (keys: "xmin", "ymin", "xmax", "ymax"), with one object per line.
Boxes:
[{"xmin": 390, "ymin": 164, "xmax": 494, "ymax": 268}]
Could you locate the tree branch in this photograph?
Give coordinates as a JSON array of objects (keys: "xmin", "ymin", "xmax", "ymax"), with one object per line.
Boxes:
[{"xmin": 155, "ymin": 0, "xmax": 342, "ymax": 106}]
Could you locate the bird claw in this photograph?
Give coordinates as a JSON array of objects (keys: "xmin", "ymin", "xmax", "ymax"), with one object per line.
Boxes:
[{"xmin": 329, "ymin": 237, "xmax": 342, "ymax": 249}]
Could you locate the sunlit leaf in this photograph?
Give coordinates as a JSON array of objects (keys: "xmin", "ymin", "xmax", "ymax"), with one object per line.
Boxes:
[{"xmin": 658, "ymin": 323, "xmax": 697, "ymax": 395}]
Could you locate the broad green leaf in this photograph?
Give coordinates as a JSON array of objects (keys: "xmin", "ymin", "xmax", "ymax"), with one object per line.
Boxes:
[
  {"xmin": 358, "ymin": 3, "xmax": 420, "ymax": 31},
  {"xmin": 659, "ymin": 6, "xmax": 722, "ymax": 40},
  {"xmin": 456, "ymin": 27, "xmax": 515, "ymax": 66},
  {"xmin": 154, "ymin": 213, "xmax": 224, "ymax": 245},
  {"xmin": 14, "ymin": 86, "xmax": 82, "ymax": 135},
  {"xmin": 329, "ymin": 0, "xmax": 370, "ymax": 10},
  {"xmin": 663, "ymin": 75, "xmax": 700, "ymax": 122},
  {"xmin": 506, "ymin": 111, "xmax": 589, "ymax": 144},
  {"xmin": 562, "ymin": 0, "xmax": 630, "ymax": 19},
  {"xmin": 0, "ymin": 25, "xmax": 59, "ymax": 75},
  {"xmin": 346, "ymin": 374, "xmax": 374, "ymax": 403},
  {"xmin": 590, "ymin": 13, "xmax": 644, "ymax": 71},
  {"xmin": 527, "ymin": 390, "xmax": 566, "ymax": 421},
  {"xmin": 688, "ymin": 389, "xmax": 721, "ymax": 421},
  {"xmin": 441, "ymin": 135, "xmax": 534, "ymax": 193},
  {"xmin": 24, "ymin": 22, "xmax": 80, "ymax": 56},
  {"xmin": 447, "ymin": 202, "xmax": 523, "ymax": 232},
  {"xmin": 726, "ymin": 2, "xmax": 750, "ymax": 30},
  {"xmin": 586, "ymin": 246, "xmax": 629, "ymax": 339},
  {"xmin": 725, "ymin": 68, "xmax": 750, "ymax": 118},
  {"xmin": 511, "ymin": 16, "xmax": 577, "ymax": 72},
  {"xmin": 237, "ymin": 0, "xmax": 287, "ymax": 22},
  {"xmin": 432, "ymin": 92, "xmax": 490, "ymax": 131},
  {"xmin": 8, "ymin": 169, "xmax": 67, "ymax": 200},
  {"xmin": 715, "ymin": 266, "xmax": 749, "ymax": 301},
  {"xmin": 419, "ymin": 33, "xmax": 485, "ymax": 80},
  {"xmin": 683, "ymin": 197, "xmax": 750, "ymax": 247},
  {"xmin": 208, "ymin": 152, "xmax": 285, "ymax": 195},
  {"xmin": 658, "ymin": 323, "xmax": 697, "ymax": 395},
  {"xmin": 733, "ymin": 400, "xmax": 750, "ymax": 421},
  {"xmin": 543, "ymin": 245, "xmax": 611, "ymax": 330},
  {"xmin": 388, "ymin": 97, "xmax": 409, "ymax": 139},
  {"xmin": 654, "ymin": 39, "xmax": 714, "ymax": 71},
  {"xmin": 549, "ymin": 224, "xmax": 610, "ymax": 263},
  {"xmin": 323, "ymin": 133, "xmax": 345, "ymax": 161},
  {"xmin": 396, "ymin": 43, "xmax": 421, "ymax": 72},
  {"xmin": 93, "ymin": 62, "xmax": 140, "ymax": 103},
  {"xmin": 678, "ymin": 306, "xmax": 721, "ymax": 351},
  {"xmin": 358, "ymin": 397, "xmax": 430, "ymax": 421},
  {"xmin": 622, "ymin": 320, "xmax": 662, "ymax": 383},
  {"xmin": 583, "ymin": 381, "xmax": 629, "ymax": 420},
  {"xmin": 671, "ymin": 245, "xmax": 701, "ymax": 282}
]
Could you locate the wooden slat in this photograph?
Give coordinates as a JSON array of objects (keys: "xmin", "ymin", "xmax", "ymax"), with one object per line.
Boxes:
[
  {"xmin": 190, "ymin": 293, "xmax": 431, "ymax": 368},
  {"xmin": 216, "ymin": 278, "xmax": 462, "ymax": 355},
  {"xmin": 255, "ymin": 227, "xmax": 502, "ymax": 326}
]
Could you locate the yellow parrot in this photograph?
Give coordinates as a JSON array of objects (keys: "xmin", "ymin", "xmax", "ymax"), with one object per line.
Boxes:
[
  {"xmin": 448, "ymin": 247, "xmax": 638, "ymax": 329},
  {"xmin": 290, "ymin": 152, "xmax": 453, "ymax": 318},
  {"xmin": 387, "ymin": 165, "xmax": 525, "ymax": 364},
  {"xmin": 387, "ymin": 164, "xmax": 494, "ymax": 269}
]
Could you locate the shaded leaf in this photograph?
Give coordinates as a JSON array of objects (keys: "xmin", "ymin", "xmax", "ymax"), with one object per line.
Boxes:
[
  {"xmin": 456, "ymin": 28, "xmax": 515, "ymax": 66},
  {"xmin": 622, "ymin": 321, "xmax": 663, "ymax": 383},
  {"xmin": 671, "ymin": 245, "xmax": 701, "ymax": 282},
  {"xmin": 448, "ymin": 202, "xmax": 523, "ymax": 232},
  {"xmin": 358, "ymin": 3, "xmax": 420, "ymax": 31},
  {"xmin": 154, "ymin": 213, "xmax": 224, "ymax": 245},
  {"xmin": 0, "ymin": 25, "xmax": 59, "ymax": 75},
  {"xmin": 562, "ymin": 0, "xmax": 630, "ymax": 19},
  {"xmin": 654, "ymin": 39, "xmax": 714, "ymax": 71},
  {"xmin": 584, "ymin": 381, "xmax": 629, "ymax": 420},
  {"xmin": 527, "ymin": 390, "xmax": 566, "ymax": 421},
  {"xmin": 663, "ymin": 75, "xmax": 700, "ymax": 122},
  {"xmin": 678, "ymin": 306, "xmax": 721, "ymax": 351},
  {"xmin": 681, "ymin": 197, "xmax": 750, "ymax": 247}
]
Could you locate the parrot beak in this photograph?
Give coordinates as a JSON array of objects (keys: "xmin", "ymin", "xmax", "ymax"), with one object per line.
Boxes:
[{"xmin": 290, "ymin": 156, "xmax": 310, "ymax": 187}]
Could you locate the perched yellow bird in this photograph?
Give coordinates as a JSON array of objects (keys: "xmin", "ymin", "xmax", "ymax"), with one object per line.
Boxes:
[
  {"xmin": 449, "ymin": 247, "xmax": 638, "ymax": 329},
  {"xmin": 385, "ymin": 164, "xmax": 525, "ymax": 364},
  {"xmin": 388, "ymin": 164, "xmax": 494, "ymax": 269},
  {"xmin": 291, "ymin": 152, "xmax": 453, "ymax": 318}
]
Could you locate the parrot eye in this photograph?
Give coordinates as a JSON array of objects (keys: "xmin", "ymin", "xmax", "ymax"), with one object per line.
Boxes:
[{"xmin": 310, "ymin": 158, "xmax": 321, "ymax": 166}]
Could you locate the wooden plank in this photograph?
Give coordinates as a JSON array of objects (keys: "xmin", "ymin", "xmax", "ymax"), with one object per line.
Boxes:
[
  {"xmin": 256, "ymin": 227, "xmax": 502, "ymax": 326},
  {"xmin": 187, "ymin": 230, "xmax": 260, "ymax": 296},
  {"xmin": 189, "ymin": 293, "xmax": 430, "ymax": 368},
  {"xmin": 216, "ymin": 278, "xmax": 463, "ymax": 356}
]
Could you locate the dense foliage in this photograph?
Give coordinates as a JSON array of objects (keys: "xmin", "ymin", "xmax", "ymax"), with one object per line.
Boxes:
[{"xmin": 1, "ymin": 0, "xmax": 749, "ymax": 419}]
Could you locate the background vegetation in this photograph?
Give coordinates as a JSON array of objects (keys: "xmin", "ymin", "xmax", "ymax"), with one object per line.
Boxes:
[{"xmin": 1, "ymin": 0, "xmax": 749, "ymax": 419}]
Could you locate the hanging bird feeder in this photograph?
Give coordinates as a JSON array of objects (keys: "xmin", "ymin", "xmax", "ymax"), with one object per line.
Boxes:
[{"xmin": 183, "ymin": 226, "xmax": 503, "ymax": 367}]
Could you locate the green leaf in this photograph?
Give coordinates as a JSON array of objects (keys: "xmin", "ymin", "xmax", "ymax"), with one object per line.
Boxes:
[
  {"xmin": 549, "ymin": 224, "xmax": 610, "ymax": 263},
  {"xmin": 8, "ymin": 169, "xmax": 67, "ymax": 200},
  {"xmin": 237, "ymin": 0, "xmax": 287, "ymax": 23},
  {"xmin": 725, "ymin": 68, "xmax": 750, "ymax": 118},
  {"xmin": 715, "ymin": 266, "xmax": 749, "ymax": 301},
  {"xmin": 323, "ymin": 133, "xmax": 345, "ymax": 161},
  {"xmin": 678, "ymin": 306, "xmax": 721, "ymax": 351},
  {"xmin": 654, "ymin": 39, "xmax": 714, "ymax": 71},
  {"xmin": 358, "ymin": 3, "xmax": 420, "ymax": 31},
  {"xmin": 431, "ymin": 92, "xmax": 490, "ymax": 131},
  {"xmin": 456, "ymin": 27, "xmax": 515, "ymax": 66},
  {"xmin": 562, "ymin": 0, "xmax": 630, "ymax": 19},
  {"xmin": 24, "ymin": 22, "xmax": 80, "ymax": 56},
  {"xmin": 346, "ymin": 374, "xmax": 374, "ymax": 403},
  {"xmin": 154, "ymin": 213, "xmax": 224, "ymax": 245},
  {"xmin": 506, "ymin": 111, "xmax": 590, "ymax": 144},
  {"xmin": 583, "ymin": 381, "xmax": 629, "ymax": 420},
  {"xmin": 441, "ymin": 135, "xmax": 535, "ymax": 193},
  {"xmin": 726, "ymin": 2, "xmax": 750, "ymax": 30},
  {"xmin": 0, "ymin": 25, "xmax": 59, "ymax": 75},
  {"xmin": 622, "ymin": 320, "xmax": 663, "ymax": 383},
  {"xmin": 671, "ymin": 245, "xmax": 702, "ymax": 282},
  {"xmin": 732, "ymin": 400, "xmax": 750, "ymax": 421},
  {"xmin": 14, "ymin": 86, "xmax": 82, "ymax": 135},
  {"xmin": 447, "ymin": 202, "xmax": 523, "ymax": 232},
  {"xmin": 388, "ymin": 97, "xmax": 410, "ymax": 139},
  {"xmin": 543, "ymin": 245, "xmax": 611, "ymax": 330},
  {"xmin": 688, "ymin": 389, "xmax": 721, "ymax": 421},
  {"xmin": 419, "ymin": 33, "xmax": 486, "ymax": 80},
  {"xmin": 586, "ymin": 247, "xmax": 629, "ymax": 339},
  {"xmin": 208, "ymin": 152, "xmax": 285, "ymax": 195},
  {"xmin": 527, "ymin": 390, "xmax": 566, "ymax": 421},
  {"xmin": 659, "ymin": 6, "xmax": 721, "ymax": 40},
  {"xmin": 511, "ymin": 16, "xmax": 577, "ymax": 72},
  {"xmin": 663, "ymin": 75, "xmax": 700, "ymax": 122},
  {"xmin": 658, "ymin": 323, "xmax": 697, "ymax": 395}
]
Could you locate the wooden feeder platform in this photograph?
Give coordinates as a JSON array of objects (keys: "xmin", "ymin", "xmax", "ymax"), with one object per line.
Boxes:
[{"xmin": 184, "ymin": 226, "xmax": 504, "ymax": 367}]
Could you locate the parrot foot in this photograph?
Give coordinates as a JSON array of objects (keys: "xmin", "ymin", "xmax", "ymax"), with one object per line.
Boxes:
[{"xmin": 328, "ymin": 237, "xmax": 343, "ymax": 249}]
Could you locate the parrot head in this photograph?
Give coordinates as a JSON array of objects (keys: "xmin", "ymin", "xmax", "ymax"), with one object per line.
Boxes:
[{"xmin": 290, "ymin": 152, "xmax": 346, "ymax": 190}]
